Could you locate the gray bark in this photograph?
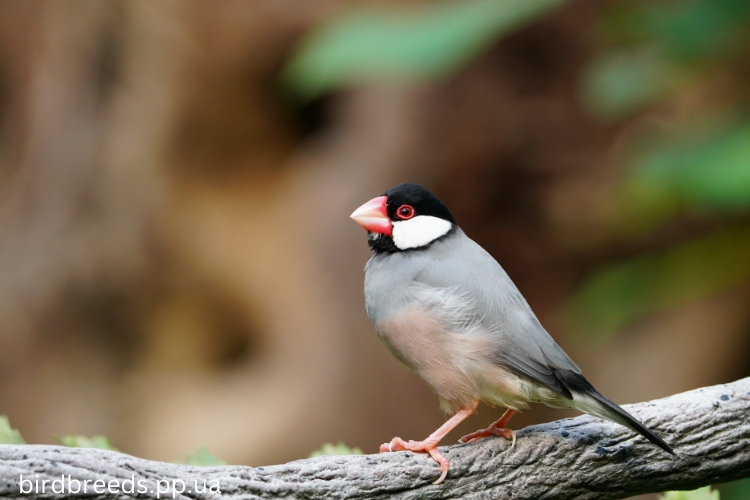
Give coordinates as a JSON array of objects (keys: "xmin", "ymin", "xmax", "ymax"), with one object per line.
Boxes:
[{"xmin": 1, "ymin": 378, "xmax": 749, "ymax": 500}]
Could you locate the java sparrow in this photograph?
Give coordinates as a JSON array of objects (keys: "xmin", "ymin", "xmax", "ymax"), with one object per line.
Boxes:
[{"xmin": 350, "ymin": 183, "xmax": 673, "ymax": 484}]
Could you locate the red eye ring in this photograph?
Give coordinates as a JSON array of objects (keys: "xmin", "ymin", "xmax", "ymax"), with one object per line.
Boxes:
[{"xmin": 396, "ymin": 204, "xmax": 415, "ymax": 220}]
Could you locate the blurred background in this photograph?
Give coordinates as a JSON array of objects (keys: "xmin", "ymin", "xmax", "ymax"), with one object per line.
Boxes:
[{"xmin": 0, "ymin": 0, "xmax": 748, "ymax": 498}]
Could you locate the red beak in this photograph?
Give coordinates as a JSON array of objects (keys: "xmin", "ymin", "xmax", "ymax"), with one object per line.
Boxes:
[{"xmin": 350, "ymin": 196, "xmax": 392, "ymax": 236}]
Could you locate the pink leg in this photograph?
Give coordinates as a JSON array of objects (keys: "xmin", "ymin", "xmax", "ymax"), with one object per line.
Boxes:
[
  {"xmin": 380, "ymin": 402, "xmax": 477, "ymax": 485},
  {"xmin": 459, "ymin": 409, "xmax": 517, "ymax": 445}
]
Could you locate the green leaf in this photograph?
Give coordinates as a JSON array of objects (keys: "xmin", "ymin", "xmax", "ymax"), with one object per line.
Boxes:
[
  {"xmin": 178, "ymin": 446, "xmax": 227, "ymax": 466},
  {"xmin": 584, "ymin": 0, "xmax": 750, "ymax": 120},
  {"xmin": 0, "ymin": 416, "xmax": 25, "ymax": 445},
  {"xmin": 606, "ymin": 119, "xmax": 750, "ymax": 239},
  {"xmin": 565, "ymin": 226, "xmax": 750, "ymax": 339},
  {"xmin": 633, "ymin": 123, "xmax": 750, "ymax": 209},
  {"xmin": 309, "ymin": 441, "xmax": 363, "ymax": 458},
  {"xmin": 598, "ymin": 0, "xmax": 750, "ymax": 61},
  {"xmin": 719, "ymin": 478, "xmax": 750, "ymax": 500},
  {"xmin": 647, "ymin": 0, "xmax": 750, "ymax": 61},
  {"xmin": 56, "ymin": 435, "xmax": 118, "ymax": 451},
  {"xmin": 581, "ymin": 49, "xmax": 683, "ymax": 119},
  {"xmin": 282, "ymin": 0, "xmax": 569, "ymax": 99},
  {"xmin": 661, "ymin": 486, "xmax": 720, "ymax": 500}
]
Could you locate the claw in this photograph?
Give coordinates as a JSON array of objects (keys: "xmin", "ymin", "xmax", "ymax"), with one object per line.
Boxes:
[
  {"xmin": 505, "ymin": 429, "xmax": 516, "ymax": 449},
  {"xmin": 496, "ymin": 428, "xmax": 515, "ymax": 445},
  {"xmin": 380, "ymin": 437, "xmax": 402, "ymax": 453},
  {"xmin": 380, "ymin": 437, "xmax": 450, "ymax": 485},
  {"xmin": 433, "ymin": 468, "xmax": 448, "ymax": 485},
  {"xmin": 459, "ymin": 426, "xmax": 516, "ymax": 447},
  {"xmin": 427, "ymin": 447, "xmax": 450, "ymax": 485},
  {"xmin": 377, "ymin": 405, "xmax": 478, "ymax": 485},
  {"xmin": 459, "ymin": 409, "xmax": 517, "ymax": 447}
]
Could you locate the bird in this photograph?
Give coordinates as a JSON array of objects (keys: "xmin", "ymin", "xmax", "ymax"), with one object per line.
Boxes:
[{"xmin": 350, "ymin": 182, "xmax": 673, "ymax": 485}]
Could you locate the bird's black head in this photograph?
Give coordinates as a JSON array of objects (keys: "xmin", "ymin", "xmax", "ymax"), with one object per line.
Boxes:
[
  {"xmin": 350, "ymin": 183, "xmax": 456, "ymax": 253},
  {"xmin": 383, "ymin": 183, "xmax": 455, "ymax": 224}
]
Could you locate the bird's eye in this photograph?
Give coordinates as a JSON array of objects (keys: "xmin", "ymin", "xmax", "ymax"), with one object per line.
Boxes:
[{"xmin": 396, "ymin": 204, "xmax": 415, "ymax": 220}]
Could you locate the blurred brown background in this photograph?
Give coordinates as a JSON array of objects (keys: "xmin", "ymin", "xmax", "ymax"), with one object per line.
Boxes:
[{"xmin": 0, "ymin": 1, "xmax": 748, "ymax": 497}]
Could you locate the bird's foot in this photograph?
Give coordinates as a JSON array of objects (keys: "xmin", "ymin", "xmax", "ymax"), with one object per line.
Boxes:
[
  {"xmin": 380, "ymin": 437, "xmax": 450, "ymax": 485},
  {"xmin": 459, "ymin": 426, "xmax": 516, "ymax": 447}
]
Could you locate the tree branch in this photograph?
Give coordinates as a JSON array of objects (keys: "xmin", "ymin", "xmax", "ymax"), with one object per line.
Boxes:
[{"xmin": 1, "ymin": 378, "xmax": 749, "ymax": 499}]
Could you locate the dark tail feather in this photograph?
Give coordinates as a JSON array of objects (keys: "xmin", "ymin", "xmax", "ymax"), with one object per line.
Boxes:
[{"xmin": 554, "ymin": 369, "xmax": 674, "ymax": 454}]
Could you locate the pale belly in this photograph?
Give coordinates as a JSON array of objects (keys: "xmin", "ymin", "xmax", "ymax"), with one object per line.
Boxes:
[{"xmin": 374, "ymin": 307, "xmax": 537, "ymax": 414}]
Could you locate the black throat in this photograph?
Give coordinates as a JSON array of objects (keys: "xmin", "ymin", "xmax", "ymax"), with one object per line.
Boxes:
[{"xmin": 367, "ymin": 232, "xmax": 400, "ymax": 254}]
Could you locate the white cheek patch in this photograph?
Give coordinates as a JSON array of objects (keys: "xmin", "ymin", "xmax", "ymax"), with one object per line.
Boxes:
[{"xmin": 391, "ymin": 216, "xmax": 452, "ymax": 250}]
